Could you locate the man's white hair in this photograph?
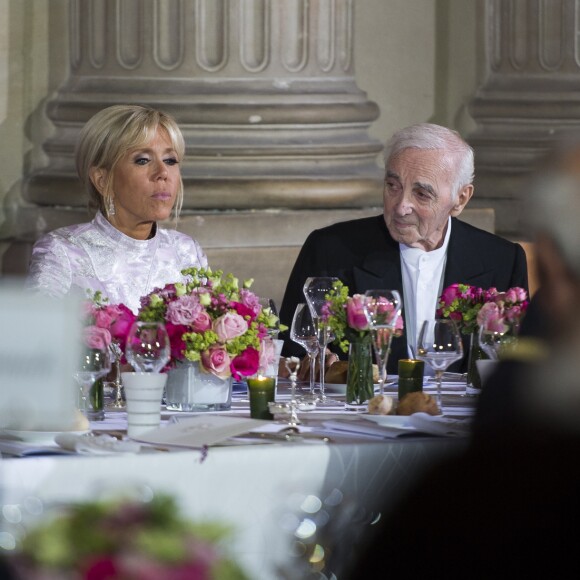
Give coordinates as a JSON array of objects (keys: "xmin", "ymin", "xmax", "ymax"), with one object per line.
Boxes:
[{"xmin": 383, "ymin": 123, "xmax": 474, "ymax": 200}]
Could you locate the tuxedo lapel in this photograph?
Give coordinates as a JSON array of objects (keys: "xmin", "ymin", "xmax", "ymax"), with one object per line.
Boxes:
[
  {"xmin": 351, "ymin": 236, "xmax": 408, "ymax": 373},
  {"xmin": 444, "ymin": 219, "xmax": 494, "ymax": 288}
]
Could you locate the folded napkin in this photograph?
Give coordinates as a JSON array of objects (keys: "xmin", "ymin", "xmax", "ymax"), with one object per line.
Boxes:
[{"xmin": 55, "ymin": 433, "xmax": 143, "ymax": 455}]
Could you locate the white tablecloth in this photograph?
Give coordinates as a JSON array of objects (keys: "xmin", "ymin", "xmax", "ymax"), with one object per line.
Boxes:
[{"xmin": 0, "ymin": 381, "xmax": 473, "ymax": 579}]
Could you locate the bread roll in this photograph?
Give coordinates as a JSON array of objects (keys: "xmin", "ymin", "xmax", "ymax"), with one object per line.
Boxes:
[
  {"xmin": 367, "ymin": 394, "xmax": 395, "ymax": 415},
  {"xmin": 397, "ymin": 392, "xmax": 439, "ymax": 416},
  {"xmin": 325, "ymin": 360, "xmax": 349, "ymax": 384}
]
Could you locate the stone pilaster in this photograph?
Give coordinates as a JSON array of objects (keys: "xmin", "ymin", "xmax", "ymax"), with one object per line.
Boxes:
[
  {"xmin": 469, "ymin": 0, "xmax": 580, "ymax": 237},
  {"xmin": 26, "ymin": 0, "xmax": 382, "ymax": 210}
]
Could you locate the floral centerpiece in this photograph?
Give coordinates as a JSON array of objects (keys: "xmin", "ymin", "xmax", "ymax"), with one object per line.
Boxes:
[
  {"xmin": 7, "ymin": 494, "xmax": 248, "ymax": 580},
  {"xmin": 323, "ymin": 281, "xmax": 404, "ymax": 405},
  {"xmin": 136, "ymin": 267, "xmax": 281, "ymax": 381},
  {"xmin": 80, "ymin": 292, "xmax": 137, "ymax": 412},
  {"xmin": 82, "ymin": 291, "xmax": 136, "ymax": 357},
  {"xmin": 436, "ymin": 283, "xmax": 529, "ymax": 387}
]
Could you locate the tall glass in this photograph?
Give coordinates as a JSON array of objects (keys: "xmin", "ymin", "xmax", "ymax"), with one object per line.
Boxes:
[
  {"xmin": 290, "ymin": 303, "xmax": 320, "ymax": 401},
  {"xmin": 362, "ymin": 289, "xmax": 402, "ymax": 396},
  {"xmin": 416, "ymin": 319, "xmax": 464, "ymax": 415},
  {"xmin": 74, "ymin": 346, "xmax": 111, "ymax": 420},
  {"xmin": 303, "ymin": 276, "xmax": 338, "ymax": 404}
]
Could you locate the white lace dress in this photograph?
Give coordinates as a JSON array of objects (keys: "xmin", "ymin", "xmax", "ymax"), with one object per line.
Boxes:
[{"xmin": 25, "ymin": 212, "xmax": 208, "ymax": 313}]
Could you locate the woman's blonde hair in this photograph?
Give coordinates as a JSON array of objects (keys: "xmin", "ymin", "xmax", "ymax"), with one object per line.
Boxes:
[{"xmin": 75, "ymin": 104, "xmax": 185, "ymax": 218}]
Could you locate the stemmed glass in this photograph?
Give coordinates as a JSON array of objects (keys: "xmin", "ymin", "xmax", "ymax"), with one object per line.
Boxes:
[
  {"xmin": 108, "ymin": 341, "xmax": 125, "ymax": 408},
  {"xmin": 478, "ymin": 319, "xmax": 519, "ymax": 361},
  {"xmin": 303, "ymin": 276, "xmax": 338, "ymax": 405},
  {"xmin": 290, "ymin": 303, "xmax": 320, "ymax": 402},
  {"xmin": 74, "ymin": 346, "xmax": 112, "ymax": 420},
  {"xmin": 125, "ymin": 321, "xmax": 171, "ymax": 373},
  {"xmin": 363, "ymin": 289, "xmax": 402, "ymax": 396},
  {"xmin": 416, "ymin": 319, "xmax": 464, "ymax": 415}
]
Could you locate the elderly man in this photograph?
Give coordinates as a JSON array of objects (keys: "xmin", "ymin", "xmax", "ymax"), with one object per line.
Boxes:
[{"xmin": 280, "ymin": 123, "xmax": 528, "ymax": 372}]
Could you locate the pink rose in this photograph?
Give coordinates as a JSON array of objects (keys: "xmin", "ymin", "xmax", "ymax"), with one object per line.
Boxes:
[
  {"xmin": 109, "ymin": 304, "xmax": 136, "ymax": 344},
  {"xmin": 439, "ymin": 284, "xmax": 462, "ymax": 307},
  {"xmin": 213, "ymin": 312, "xmax": 248, "ymax": 342},
  {"xmin": 83, "ymin": 325, "xmax": 111, "ymax": 350},
  {"xmin": 166, "ymin": 323, "xmax": 188, "ymax": 361},
  {"xmin": 94, "ymin": 306, "xmax": 117, "ymax": 329},
  {"xmin": 230, "ymin": 347, "xmax": 260, "ymax": 380},
  {"xmin": 346, "ymin": 295, "xmax": 369, "ymax": 331},
  {"xmin": 190, "ymin": 310, "xmax": 212, "ymax": 333},
  {"xmin": 231, "ymin": 301, "xmax": 257, "ymax": 322},
  {"xmin": 201, "ymin": 345, "xmax": 231, "ymax": 379},
  {"xmin": 477, "ymin": 302, "xmax": 506, "ymax": 333}
]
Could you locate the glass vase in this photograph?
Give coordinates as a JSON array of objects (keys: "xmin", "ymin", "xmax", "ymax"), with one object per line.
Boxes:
[
  {"xmin": 345, "ymin": 335, "xmax": 375, "ymax": 410},
  {"xmin": 465, "ymin": 331, "xmax": 487, "ymax": 396},
  {"xmin": 165, "ymin": 360, "xmax": 233, "ymax": 411},
  {"xmin": 88, "ymin": 378, "xmax": 105, "ymax": 421}
]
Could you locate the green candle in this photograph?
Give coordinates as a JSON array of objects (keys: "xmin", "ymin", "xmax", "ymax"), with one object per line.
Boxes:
[
  {"xmin": 247, "ymin": 376, "xmax": 276, "ymax": 420},
  {"xmin": 397, "ymin": 359, "xmax": 424, "ymax": 400}
]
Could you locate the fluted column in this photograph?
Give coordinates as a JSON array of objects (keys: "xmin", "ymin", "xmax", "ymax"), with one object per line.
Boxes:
[
  {"xmin": 25, "ymin": 0, "xmax": 382, "ymax": 210},
  {"xmin": 469, "ymin": 0, "xmax": 580, "ymax": 237}
]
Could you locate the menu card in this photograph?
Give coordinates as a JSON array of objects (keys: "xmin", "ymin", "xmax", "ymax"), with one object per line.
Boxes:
[{"xmin": 0, "ymin": 283, "xmax": 81, "ymax": 431}]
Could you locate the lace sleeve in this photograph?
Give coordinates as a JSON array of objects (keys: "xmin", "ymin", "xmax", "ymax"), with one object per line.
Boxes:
[{"xmin": 24, "ymin": 234, "xmax": 73, "ymax": 298}]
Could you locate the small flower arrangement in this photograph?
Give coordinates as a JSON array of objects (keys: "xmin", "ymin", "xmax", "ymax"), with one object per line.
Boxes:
[
  {"xmin": 82, "ymin": 291, "xmax": 137, "ymax": 358},
  {"xmin": 322, "ymin": 281, "xmax": 404, "ymax": 353},
  {"xmin": 436, "ymin": 283, "xmax": 529, "ymax": 335},
  {"xmin": 136, "ymin": 267, "xmax": 282, "ymax": 380},
  {"xmin": 8, "ymin": 494, "xmax": 248, "ymax": 580}
]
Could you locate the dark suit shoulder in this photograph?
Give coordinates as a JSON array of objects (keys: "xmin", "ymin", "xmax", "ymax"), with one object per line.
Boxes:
[{"xmin": 452, "ymin": 217, "xmax": 521, "ymax": 250}]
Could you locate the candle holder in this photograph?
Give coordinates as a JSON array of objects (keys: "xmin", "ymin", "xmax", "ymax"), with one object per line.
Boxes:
[
  {"xmin": 247, "ymin": 375, "xmax": 276, "ymax": 420},
  {"xmin": 397, "ymin": 359, "xmax": 425, "ymax": 400}
]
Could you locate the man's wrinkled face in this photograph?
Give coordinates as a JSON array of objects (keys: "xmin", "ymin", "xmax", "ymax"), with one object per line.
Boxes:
[{"xmin": 383, "ymin": 148, "xmax": 472, "ymax": 252}]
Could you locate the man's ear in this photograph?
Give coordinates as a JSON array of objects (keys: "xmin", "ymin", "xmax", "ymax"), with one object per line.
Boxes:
[
  {"xmin": 89, "ymin": 167, "xmax": 108, "ymax": 196},
  {"xmin": 450, "ymin": 184, "xmax": 474, "ymax": 217}
]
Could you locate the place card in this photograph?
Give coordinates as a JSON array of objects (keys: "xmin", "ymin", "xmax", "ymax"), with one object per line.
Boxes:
[{"xmin": 130, "ymin": 415, "xmax": 272, "ymax": 448}]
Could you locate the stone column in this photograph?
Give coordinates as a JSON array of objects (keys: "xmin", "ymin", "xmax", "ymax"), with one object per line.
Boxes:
[
  {"xmin": 469, "ymin": 0, "xmax": 580, "ymax": 237},
  {"xmin": 25, "ymin": 0, "xmax": 383, "ymax": 210}
]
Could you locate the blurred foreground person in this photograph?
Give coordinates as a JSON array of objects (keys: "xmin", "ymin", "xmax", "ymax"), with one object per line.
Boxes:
[{"xmin": 346, "ymin": 140, "xmax": 580, "ymax": 579}]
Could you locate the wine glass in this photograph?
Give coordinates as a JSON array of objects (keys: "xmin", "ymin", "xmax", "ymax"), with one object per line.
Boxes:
[
  {"xmin": 125, "ymin": 321, "xmax": 171, "ymax": 373},
  {"xmin": 290, "ymin": 303, "xmax": 320, "ymax": 401},
  {"xmin": 303, "ymin": 276, "xmax": 338, "ymax": 405},
  {"xmin": 363, "ymin": 289, "xmax": 402, "ymax": 396},
  {"xmin": 74, "ymin": 346, "xmax": 111, "ymax": 420},
  {"xmin": 416, "ymin": 319, "xmax": 464, "ymax": 415},
  {"xmin": 478, "ymin": 319, "xmax": 519, "ymax": 361}
]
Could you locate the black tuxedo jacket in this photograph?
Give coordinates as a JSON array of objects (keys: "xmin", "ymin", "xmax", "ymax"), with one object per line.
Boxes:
[{"xmin": 280, "ymin": 215, "xmax": 529, "ymax": 373}]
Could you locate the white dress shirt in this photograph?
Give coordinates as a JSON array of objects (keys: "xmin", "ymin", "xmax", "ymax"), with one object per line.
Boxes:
[{"xmin": 400, "ymin": 217, "xmax": 452, "ymax": 359}]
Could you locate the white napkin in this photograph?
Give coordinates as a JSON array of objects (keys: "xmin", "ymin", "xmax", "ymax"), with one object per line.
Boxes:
[
  {"xmin": 55, "ymin": 433, "xmax": 143, "ymax": 455},
  {"xmin": 407, "ymin": 412, "xmax": 472, "ymax": 437}
]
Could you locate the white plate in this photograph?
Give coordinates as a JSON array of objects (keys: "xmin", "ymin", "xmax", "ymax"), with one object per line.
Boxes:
[
  {"xmin": 362, "ymin": 414, "xmax": 414, "ymax": 429},
  {"xmin": 0, "ymin": 429, "xmax": 90, "ymax": 445},
  {"xmin": 324, "ymin": 381, "xmax": 394, "ymax": 395}
]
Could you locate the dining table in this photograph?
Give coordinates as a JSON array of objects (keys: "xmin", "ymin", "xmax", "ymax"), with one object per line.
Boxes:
[{"xmin": 0, "ymin": 376, "xmax": 477, "ymax": 580}]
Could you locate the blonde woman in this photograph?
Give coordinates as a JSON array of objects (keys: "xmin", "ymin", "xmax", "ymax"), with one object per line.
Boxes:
[{"xmin": 26, "ymin": 105, "xmax": 207, "ymax": 312}]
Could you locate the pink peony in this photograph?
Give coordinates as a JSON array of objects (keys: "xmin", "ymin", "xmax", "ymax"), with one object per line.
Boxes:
[
  {"xmin": 166, "ymin": 323, "xmax": 188, "ymax": 361},
  {"xmin": 200, "ymin": 345, "xmax": 231, "ymax": 379},
  {"xmin": 213, "ymin": 312, "xmax": 248, "ymax": 342},
  {"xmin": 93, "ymin": 306, "xmax": 117, "ymax": 329},
  {"xmin": 239, "ymin": 289, "xmax": 261, "ymax": 316},
  {"xmin": 231, "ymin": 301, "xmax": 257, "ymax": 322},
  {"xmin": 83, "ymin": 325, "xmax": 112, "ymax": 350},
  {"xmin": 346, "ymin": 295, "xmax": 369, "ymax": 331},
  {"xmin": 230, "ymin": 347, "xmax": 260, "ymax": 380},
  {"xmin": 166, "ymin": 295, "xmax": 202, "ymax": 326}
]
